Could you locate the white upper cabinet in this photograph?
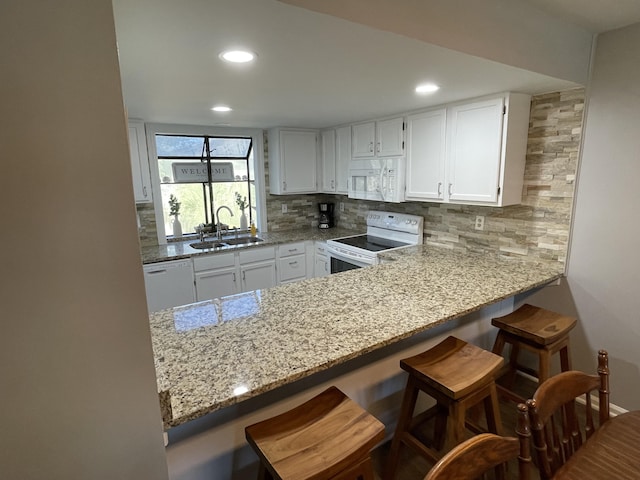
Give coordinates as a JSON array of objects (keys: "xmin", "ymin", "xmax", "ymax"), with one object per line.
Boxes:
[
  {"xmin": 320, "ymin": 126, "xmax": 350, "ymax": 194},
  {"xmin": 335, "ymin": 125, "xmax": 351, "ymax": 194},
  {"xmin": 448, "ymin": 97, "xmax": 505, "ymax": 204},
  {"xmin": 268, "ymin": 128, "xmax": 318, "ymax": 194},
  {"xmin": 127, "ymin": 119, "xmax": 152, "ymax": 203},
  {"xmin": 405, "ymin": 108, "xmax": 447, "ymax": 201},
  {"xmin": 404, "ymin": 93, "xmax": 531, "ymax": 207},
  {"xmin": 352, "ymin": 117, "xmax": 404, "ymax": 158},
  {"xmin": 320, "ymin": 129, "xmax": 336, "ymax": 192}
]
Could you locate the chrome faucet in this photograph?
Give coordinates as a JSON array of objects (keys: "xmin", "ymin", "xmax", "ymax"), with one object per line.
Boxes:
[{"xmin": 215, "ymin": 205, "xmax": 234, "ymax": 240}]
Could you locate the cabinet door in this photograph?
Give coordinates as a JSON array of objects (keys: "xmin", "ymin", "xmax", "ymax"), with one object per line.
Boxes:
[
  {"xmin": 321, "ymin": 129, "xmax": 336, "ymax": 192},
  {"xmin": 241, "ymin": 261, "xmax": 277, "ymax": 292},
  {"xmin": 448, "ymin": 98, "xmax": 504, "ymax": 203},
  {"xmin": 128, "ymin": 120, "xmax": 152, "ymax": 203},
  {"xmin": 335, "ymin": 126, "xmax": 351, "ymax": 194},
  {"xmin": 405, "ymin": 109, "xmax": 447, "ymax": 201},
  {"xmin": 278, "ymin": 254, "xmax": 306, "ymax": 282},
  {"xmin": 279, "ymin": 130, "xmax": 318, "ymax": 193},
  {"xmin": 195, "ymin": 266, "xmax": 239, "ymax": 301},
  {"xmin": 352, "ymin": 122, "xmax": 376, "ymax": 157},
  {"xmin": 376, "ymin": 117, "xmax": 405, "ymax": 157}
]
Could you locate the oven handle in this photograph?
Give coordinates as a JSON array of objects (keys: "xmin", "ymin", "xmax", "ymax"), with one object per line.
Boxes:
[{"xmin": 327, "ymin": 245, "xmax": 373, "ymax": 266}]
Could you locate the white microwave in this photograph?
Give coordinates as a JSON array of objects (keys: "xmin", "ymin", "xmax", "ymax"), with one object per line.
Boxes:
[{"xmin": 348, "ymin": 157, "xmax": 406, "ymax": 203}]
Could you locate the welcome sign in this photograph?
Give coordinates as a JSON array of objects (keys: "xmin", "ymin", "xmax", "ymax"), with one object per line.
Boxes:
[{"xmin": 172, "ymin": 162, "xmax": 235, "ymax": 183}]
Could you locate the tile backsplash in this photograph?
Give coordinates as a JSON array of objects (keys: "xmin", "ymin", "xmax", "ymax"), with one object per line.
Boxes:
[{"xmin": 139, "ymin": 88, "xmax": 584, "ymax": 264}]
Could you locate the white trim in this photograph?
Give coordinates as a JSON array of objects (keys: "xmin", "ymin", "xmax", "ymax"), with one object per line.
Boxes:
[{"xmin": 144, "ymin": 123, "xmax": 266, "ymax": 245}]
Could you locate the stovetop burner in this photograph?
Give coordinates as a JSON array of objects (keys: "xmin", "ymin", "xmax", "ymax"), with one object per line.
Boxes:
[{"xmin": 332, "ymin": 234, "xmax": 409, "ymax": 252}]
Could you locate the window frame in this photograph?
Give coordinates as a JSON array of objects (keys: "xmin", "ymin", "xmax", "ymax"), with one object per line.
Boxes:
[{"xmin": 145, "ymin": 123, "xmax": 266, "ymax": 245}]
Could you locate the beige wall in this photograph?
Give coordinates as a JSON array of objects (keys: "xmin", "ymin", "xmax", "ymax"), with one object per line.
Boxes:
[
  {"xmin": 0, "ymin": 1, "xmax": 168, "ymax": 478},
  {"xmin": 529, "ymin": 22, "xmax": 640, "ymax": 411},
  {"xmin": 279, "ymin": 0, "xmax": 594, "ymax": 84}
]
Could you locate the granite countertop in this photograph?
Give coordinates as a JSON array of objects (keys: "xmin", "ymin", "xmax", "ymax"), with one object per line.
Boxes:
[
  {"xmin": 141, "ymin": 226, "xmax": 358, "ymax": 264},
  {"xmin": 149, "ymin": 245, "xmax": 564, "ymax": 429}
]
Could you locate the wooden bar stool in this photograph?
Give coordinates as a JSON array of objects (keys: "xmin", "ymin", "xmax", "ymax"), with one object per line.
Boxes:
[
  {"xmin": 385, "ymin": 336, "xmax": 504, "ymax": 480},
  {"xmin": 491, "ymin": 303, "xmax": 577, "ymax": 403},
  {"xmin": 245, "ymin": 386, "xmax": 385, "ymax": 480}
]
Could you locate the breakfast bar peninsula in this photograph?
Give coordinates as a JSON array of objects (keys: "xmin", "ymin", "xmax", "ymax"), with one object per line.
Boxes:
[{"xmin": 151, "ymin": 244, "xmax": 563, "ymax": 478}]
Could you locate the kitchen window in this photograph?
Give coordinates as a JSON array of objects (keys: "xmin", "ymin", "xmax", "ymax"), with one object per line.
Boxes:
[{"xmin": 145, "ymin": 124, "xmax": 266, "ymax": 243}]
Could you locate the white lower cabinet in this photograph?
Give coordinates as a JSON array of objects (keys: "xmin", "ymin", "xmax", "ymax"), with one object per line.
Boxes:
[
  {"xmin": 239, "ymin": 247, "xmax": 277, "ymax": 292},
  {"xmin": 277, "ymin": 241, "xmax": 312, "ymax": 284},
  {"xmin": 193, "ymin": 253, "xmax": 239, "ymax": 301},
  {"xmin": 314, "ymin": 241, "xmax": 330, "ymax": 277},
  {"xmin": 194, "ymin": 248, "xmax": 277, "ymax": 301}
]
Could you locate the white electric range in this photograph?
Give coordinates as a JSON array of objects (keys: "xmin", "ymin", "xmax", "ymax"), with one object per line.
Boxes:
[{"xmin": 326, "ymin": 211, "xmax": 424, "ymax": 272}]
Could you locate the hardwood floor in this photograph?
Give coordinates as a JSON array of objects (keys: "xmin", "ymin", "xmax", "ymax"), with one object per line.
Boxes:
[{"xmin": 370, "ymin": 375, "xmax": 541, "ymax": 480}]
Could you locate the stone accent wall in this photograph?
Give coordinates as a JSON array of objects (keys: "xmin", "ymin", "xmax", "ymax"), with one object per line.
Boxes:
[{"xmin": 136, "ymin": 202, "xmax": 159, "ymax": 248}]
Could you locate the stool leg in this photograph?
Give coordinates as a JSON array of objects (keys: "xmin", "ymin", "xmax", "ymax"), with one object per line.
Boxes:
[
  {"xmin": 443, "ymin": 401, "xmax": 466, "ymax": 453},
  {"xmin": 385, "ymin": 377, "xmax": 419, "ymax": 480},
  {"xmin": 560, "ymin": 344, "xmax": 572, "ymax": 372},
  {"xmin": 432, "ymin": 402, "xmax": 449, "ymax": 451},
  {"xmin": 483, "ymin": 383, "xmax": 503, "ymax": 436},
  {"xmin": 538, "ymin": 349, "xmax": 552, "ymax": 385},
  {"xmin": 257, "ymin": 463, "xmax": 273, "ymax": 480}
]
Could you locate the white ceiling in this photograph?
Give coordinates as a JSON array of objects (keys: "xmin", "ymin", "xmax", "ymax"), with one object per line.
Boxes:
[{"xmin": 112, "ymin": 0, "xmax": 640, "ymax": 130}]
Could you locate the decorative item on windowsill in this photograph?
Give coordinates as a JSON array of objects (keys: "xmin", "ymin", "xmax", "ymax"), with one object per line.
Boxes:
[
  {"xmin": 235, "ymin": 192, "xmax": 248, "ymax": 231},
  {"xmin": 169, "ymin": 194, "xmax": 182, "ymax": 238}
]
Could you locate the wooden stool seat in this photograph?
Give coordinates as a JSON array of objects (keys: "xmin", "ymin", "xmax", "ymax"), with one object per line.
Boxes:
[
  {"xmin": 245, "ymin": 386, "xmax": 385, "ymax": 480},
  {"xmin": 491, "ymin": 304, "xmax": 577, "ymax": 403},
  {"xmin": 385, "ymin": 336, "xmax": 504, "ymax": 480}
]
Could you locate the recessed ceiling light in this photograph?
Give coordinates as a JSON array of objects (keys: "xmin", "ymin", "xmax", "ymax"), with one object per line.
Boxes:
[
  {"xmin": 415, "ymin": 83, "xmax": 440, "ymax": 94},
  {"xmin": 211, "ymin": 105, "xmax": 232, "ymax": 112},
  {"xmin": 219, "ymin": 50, "xmax": 256, "ymax": 63}
]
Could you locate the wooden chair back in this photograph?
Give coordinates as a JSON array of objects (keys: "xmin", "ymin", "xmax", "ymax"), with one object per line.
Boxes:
[
  {"xmin": 424, "ymin": 404, "xmax": 532, "ymax": 480},
  {"xmin": 526, "ymin": 349, "xmax": 610, "ymax": 479}
]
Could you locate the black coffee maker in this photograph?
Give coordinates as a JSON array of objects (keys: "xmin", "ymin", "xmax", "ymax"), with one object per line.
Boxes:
[{"xmin": 318, "ymin": 202, "xmax": 335, "ymax": 229}]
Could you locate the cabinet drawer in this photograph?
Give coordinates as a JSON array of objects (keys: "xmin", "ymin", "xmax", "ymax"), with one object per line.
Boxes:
[
  {"xmin": 193, "ymin": 252, "xmax": 236, "ymax": 271},
  {"xmin": 278, "ymin": 254, "xmax": 307, "ymax": 282},
  {"xmin": 315, "ymin": 242, "xmax": 328, "ymax": 257},
  {"xmin": 279, "ymin": 242, "xmax": 306, "ymax": 257},
  {"xmin": 238, "ymin": 246, "xmax": 275, "ymax": 264}
]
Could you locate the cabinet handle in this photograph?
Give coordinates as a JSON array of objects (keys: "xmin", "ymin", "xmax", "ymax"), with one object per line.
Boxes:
[
  {"xmin": 288, "ymin": 248, "xmax": 298, "ymax": 253},
  {"xmin": 242, "ymin": 271, "xmax": 246, "ymax": 280},
  {"xmin": 448, "ymin": 183, "xmax": 453, "ymax": 196},
  {"xmin": 283, "ymin": 181, "xmax": 287, "ymax": 191},
  {"xmin": 232, "ymin": 272, "xmax": 236, "ymax": 282},
  {"xmin": 289, "ymin": 261, "xmax": 298, "ymax": 266},
  {"xmin": 143, "ymin": 186, "xmax": 147, "ymax": 197},
  {"xmin": 331, "ymin": 180, "xmax": 334, "ymax": 189},
  {"xmin": 369, "ymin": 141, "xmax": 374, "ymax": 153},
  {"xmin": 437, "ymin": 182, "xmax": 442, "ymax": 196},
  {"xmin": 376, "ymin": 141, "xmax": 381, "ymax": 153}
]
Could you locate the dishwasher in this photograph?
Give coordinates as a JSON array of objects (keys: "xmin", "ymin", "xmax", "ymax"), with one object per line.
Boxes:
[{"xmin": 143, "ymin": 259, "xmax": 196, "ymax": 313}]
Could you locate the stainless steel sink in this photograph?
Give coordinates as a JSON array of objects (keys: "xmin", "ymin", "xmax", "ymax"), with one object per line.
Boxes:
[
  {"xmin": 189, "ymin": 241, "xmax": 227, "ymax": 249},
  {"xmin": 222, "ymin": 237, "xmax": 264, "ymax": 246},
  {"xmin": 189, "ymin": 237, "xmax": 264, "ymax": 249}
]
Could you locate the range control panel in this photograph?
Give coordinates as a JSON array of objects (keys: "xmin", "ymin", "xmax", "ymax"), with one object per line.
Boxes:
[{"xmin": 366, "ymin": 210, "xmax": 424, "ymax": 235}]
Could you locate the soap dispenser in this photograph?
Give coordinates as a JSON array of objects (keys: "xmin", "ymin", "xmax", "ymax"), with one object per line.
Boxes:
[{"xmin": 250, "ymin": 222, "xmax": 257, "ymax": 237}]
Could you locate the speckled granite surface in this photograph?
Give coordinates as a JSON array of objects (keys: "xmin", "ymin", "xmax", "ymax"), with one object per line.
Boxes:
[
  {"xmin": 149, "ymin": 244, "xmax": 563, "ymax": 429},
  {"xmin": 141, "ymin": 227, "xmax": 357, "ymax": 264}
]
